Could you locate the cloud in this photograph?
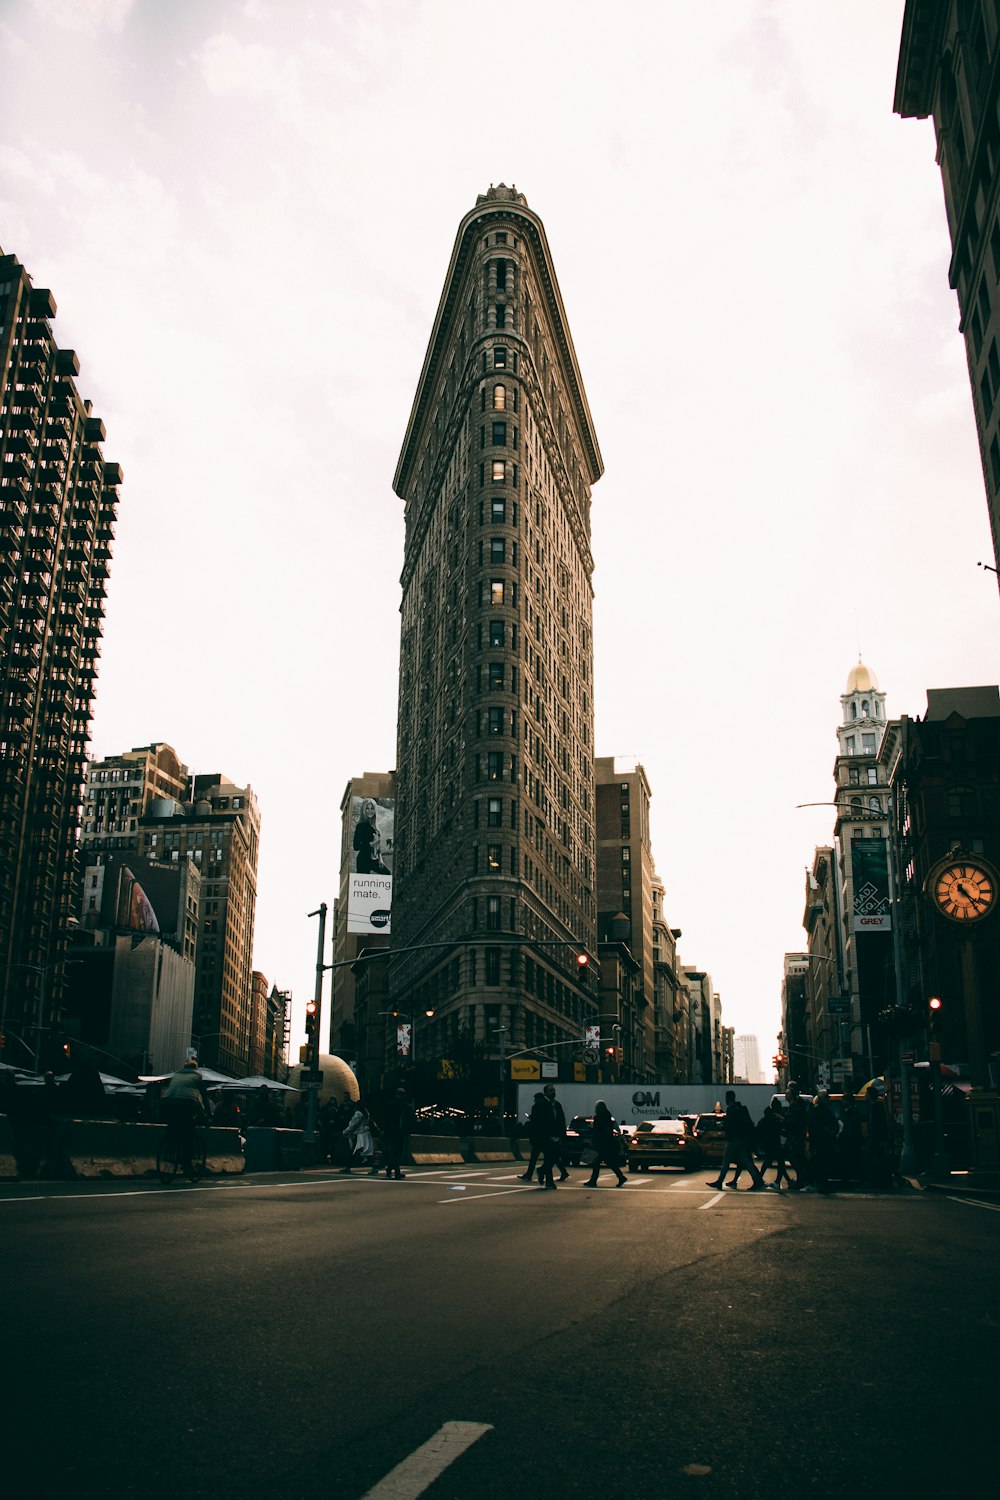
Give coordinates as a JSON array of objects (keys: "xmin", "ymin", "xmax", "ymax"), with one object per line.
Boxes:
[
  {"xmin": 29, "ymin": 0, "xmax": 134, "ymax": 33},
  {"xmin": 194, "ymin": 32, "xmax": 283, "ymax": 98}
]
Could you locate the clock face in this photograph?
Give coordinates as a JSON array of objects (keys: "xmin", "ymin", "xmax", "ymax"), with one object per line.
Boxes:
[{"xmin": 933, "ymin": 862, "xmax": 996, "ymax": 922}]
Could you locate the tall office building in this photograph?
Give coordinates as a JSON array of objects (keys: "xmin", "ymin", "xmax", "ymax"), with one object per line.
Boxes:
[
  {"xmin": 595, "ymin": 756, "xmax": 656, "ymax": 1079},
  {"xmin": 0, "ymin": 247, "xmax": 121, "ymax": 1066},
  {"xmin": 389, "ymin": 186, "xmax": 603, "ymax": 1079},
  {"xmin": 734, "ymin": 1034, "xmax": 762, "ymax": 1084},
  {"xmin": 82, "ymin": 747, "xmax": 260, "ymax": 1075},
  {"xmin": 895, "ymin": 5, "xmax": 1000, "ymax": 578}
]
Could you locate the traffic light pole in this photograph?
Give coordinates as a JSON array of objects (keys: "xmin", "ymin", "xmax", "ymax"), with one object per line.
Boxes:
[{"xmin": 304, "ymin": 903, "xmax": 327, "ymax": 1146}]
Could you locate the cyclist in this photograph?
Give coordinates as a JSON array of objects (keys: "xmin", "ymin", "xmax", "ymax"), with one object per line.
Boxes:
[{"xmin": 162, "ymin": 1056, "xmax": 211, "ymax": 1177}]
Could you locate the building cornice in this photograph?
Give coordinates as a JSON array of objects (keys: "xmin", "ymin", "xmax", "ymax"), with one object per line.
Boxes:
[{"xmin": 894, "ymin": 0, "xmax": 949, "ymax": 119}]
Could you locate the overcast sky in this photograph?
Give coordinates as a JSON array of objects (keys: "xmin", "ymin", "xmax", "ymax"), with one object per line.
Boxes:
[{"xmin": 3, "ymin": 0, "xmax": 997, "ymax": 1065}]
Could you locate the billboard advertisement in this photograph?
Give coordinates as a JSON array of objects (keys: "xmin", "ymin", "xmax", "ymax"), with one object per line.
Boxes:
[
  {"xmin": 851, "ymin": 839, "xmax": 891, "ymax": 932},
  {"xmin": 84, "ymin": 855, "xmax": 184, "ymax": 938},
  {"xmin": 348, "ymin": 795, "xmax": 394, "ymax": 935}
]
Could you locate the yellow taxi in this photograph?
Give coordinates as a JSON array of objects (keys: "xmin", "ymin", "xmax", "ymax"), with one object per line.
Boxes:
[{"xmin": 627, "ymin": 1118, "xmax": 702, "ymax": 1172}]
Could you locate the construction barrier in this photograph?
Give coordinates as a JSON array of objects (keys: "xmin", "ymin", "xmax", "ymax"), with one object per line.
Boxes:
[
  {"xmin": 467, "ymin": 1136, "xmax": 516, "ymax": 1162},
  {"xmin": 409, "ymin": 1133, "xmax": 464, "ymax": 1164},
  {"xmin": 0, "ymin": 1119, "xmax": 244, "ymax": 1180}
]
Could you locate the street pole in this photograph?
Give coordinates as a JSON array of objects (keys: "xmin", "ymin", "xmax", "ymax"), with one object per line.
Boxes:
[
  {"xmin": 304, "ymin": 903, "xmax": 327, "ymax": 1146},
  {"xmin": 33, "ymin": 964, "xmax": 48, "ymax": 1072},
  {"xmin": 492, "ymin": 1023, "xmax": 507, "ymax": 1132}
]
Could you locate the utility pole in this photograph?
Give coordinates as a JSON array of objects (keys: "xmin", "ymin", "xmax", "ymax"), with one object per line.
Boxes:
[{"xmin": 304, "ymin": 904, "xmax": 327, "ymax": 1147}]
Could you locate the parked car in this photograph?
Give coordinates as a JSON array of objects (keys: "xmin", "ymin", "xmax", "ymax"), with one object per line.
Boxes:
[{"xmin": 627, "ymin": 1118, "xmax": 702, "ymax": 1172}]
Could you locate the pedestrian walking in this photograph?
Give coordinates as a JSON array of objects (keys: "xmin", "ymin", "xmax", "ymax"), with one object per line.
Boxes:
[
  {"xmin": 756, "ymin": 1098, "xmax": 791, "ymax": 1189},
  {"xmin": 806, "ymin": 1089, "xmax": 838, "ymax": 1194},
  {"xmin": 518, "ymin": 1092, "xmax": 549, "ymax": 1181},
  {"xmin": 541, "ymin": 1083, "xmax": 570, "ymax": 1182},
  {"xmin": 783, "ymin": 1081, "xmax": 809, "ymax": 1190},
  {"xmin": 707, "ymin": 1090, "xmax": 765, "ymax": 1190},
  {"xmin": 583, "ymin": 1100, "xmax": 628, "ymax": 1187},
  {"xmin": 378, "ymin": 1087, "xmax": 413, "ymax": 1179},
  {"xmin": 338, "ymin": 1101, "xmax": 374, "ymax": 1174}
]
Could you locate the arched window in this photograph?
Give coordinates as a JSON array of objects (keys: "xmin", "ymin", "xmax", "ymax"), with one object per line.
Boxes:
[
  {"xmin": 868, "ymin": 796, "xmax": 881, "ymax": 814},
  {"xmin": 862, "ymin": 700, "xmax": 869, "ymax": 716},
  {"xmin": 851, "ymin": 704, "xmax": 858, "ymax": 720},
  {"xmin": 851, "ymin": 797, "xmax": 863, "ymax": 815}
]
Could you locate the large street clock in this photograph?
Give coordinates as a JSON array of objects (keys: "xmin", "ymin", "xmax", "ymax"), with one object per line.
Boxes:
[{"xmin": 928, "ymin": 856, "xmax": 998, "ymax": 923}]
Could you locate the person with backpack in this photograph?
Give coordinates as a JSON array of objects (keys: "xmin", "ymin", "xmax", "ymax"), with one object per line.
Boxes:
[{"xmin": 707, "ymin": 1090, "xmax": 766, "ymax": 1190}]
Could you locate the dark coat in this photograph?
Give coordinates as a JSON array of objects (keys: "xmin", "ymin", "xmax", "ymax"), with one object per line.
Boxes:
[
  {"xmin": 529, "ymin": 1096, "xmax": 556, "ymax": 1145},
  {"xmin": 592, "ymin": 1106, "xmax": 620, "ymax": 1155}
]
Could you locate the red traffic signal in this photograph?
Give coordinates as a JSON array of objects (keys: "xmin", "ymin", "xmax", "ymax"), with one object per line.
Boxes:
[
  {"xmin": 576, "ymin": 952, "xmax": 590, "ymax": 968},
  {"xmin": 928, "ymin": 996, "xmax": 943, "ymax": 1012},
  {"xmin": 305, "ymin": 999, "xmax": 318, "ymax": 1037}
]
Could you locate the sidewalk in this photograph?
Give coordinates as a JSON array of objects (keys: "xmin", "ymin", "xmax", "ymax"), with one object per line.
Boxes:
[{"xmin": 918, "ymin": 1167, "xmax": 1000, "ymax": 1201}]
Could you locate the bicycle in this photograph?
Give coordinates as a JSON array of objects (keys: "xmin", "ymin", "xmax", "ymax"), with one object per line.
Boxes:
[{"xmin": 157, "ymin": 1119, "xmax": 208, "ymax": 1185}]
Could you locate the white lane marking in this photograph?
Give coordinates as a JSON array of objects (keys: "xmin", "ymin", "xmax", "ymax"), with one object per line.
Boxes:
[
  {"xmin": 361, "ymin": 1421, "xmax": 493, "ymax": 1499},
  {"xmin": 439, "ymin": 1186, "xmax": 531, "ymax": 1203},
  {"xmin": 698, "ymin": 1191, "xmax": 725, "ymax": 1209},
  {"xmin": 947, "ymin": 1195, "xmax": 1000, "ymax": 1213}
]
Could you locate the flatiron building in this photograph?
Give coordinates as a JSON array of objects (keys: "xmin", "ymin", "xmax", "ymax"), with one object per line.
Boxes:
[{"xmin": 390, "ymin": 185, "xmax": 603, "ymax": 1075}]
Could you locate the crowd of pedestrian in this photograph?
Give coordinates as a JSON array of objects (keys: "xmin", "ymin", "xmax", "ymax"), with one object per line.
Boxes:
[{"xmin": 706, "ymin": 1081, "xmax": 892, "ymax": 1194}]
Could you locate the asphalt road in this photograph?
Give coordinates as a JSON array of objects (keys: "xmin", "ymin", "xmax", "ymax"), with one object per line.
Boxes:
[{"xmin": 3, "ymin": 1165, "xmax": 998, "ymax": 1500}]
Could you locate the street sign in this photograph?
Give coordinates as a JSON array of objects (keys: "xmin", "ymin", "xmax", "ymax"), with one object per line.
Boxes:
[
  {"xmin": 583, "ymin": 1046, "xmax": 599, "ymax": 1065},
  {"xmin": 300, "ymin": 1069, "xmax": 323, "ymax": 1084},
  {"xmin": 300, "ymin": 1079, "xmax": 322, "ymax": 1091},
  {"xmin": 828, "ymin": 996, "xmax": 851, "ymax": 1015},
  {"xmin": 901, "ymin": 1050, "xmax": 915, "ymax": 1065},
  {"xmin": 541, "ymin": 1061, "xmax": 558, "ymax": 1078}
]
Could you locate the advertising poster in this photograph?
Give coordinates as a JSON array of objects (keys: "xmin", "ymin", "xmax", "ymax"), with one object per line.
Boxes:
[
  {"xmin": 851, "ymin": 839, "xmax": 891, "ymax": 932},
  {"xmin": 348, "ymin": 795, "xmax": 394, "ymax": 935},
  {"xmin": 91, "ymin": 855, "xmax": 184, "ymax": 937}
]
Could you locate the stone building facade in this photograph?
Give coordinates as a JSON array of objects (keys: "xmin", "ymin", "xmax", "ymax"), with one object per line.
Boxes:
[
  {"xmin": 389, "ymin": 186, "xmax": 603, "ymax": 1086},
  {"xmin": 896, "ymin": 1, "xmax": 1000, "ymax": 579}
]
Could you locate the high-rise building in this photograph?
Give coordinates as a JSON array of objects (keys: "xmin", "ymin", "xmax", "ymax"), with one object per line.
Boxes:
[
  {"xmin": 0, "ymin": 246, "xmax": 121, "ymax": 1068},
  {"xmin": 895, "ymin": 6, "xmax": 1000, "ymax": 578},
  {"xmin": 81, "ymin": 746, "xmax": 260, "ymax": 1075},
  {"xmin": 389, "ymin": 186, "xmax": 603, "ymax": 1090},
  {"xmin": 683, "ymin": 966, "xmax": 722, "ymax": 1084},
  {"xmin": 734, "ymin": 1034, "xmax": 763, "ymax": 1084},
  {"xmin": 81, "ymin": 742, "xmax": 189, "ymax": 849},
  {"xmin": 831, "ymin": 663, "xmax": 892, "ymax": 1074},
  {"xmin": 595, "ymin": 756, "xmax": 656, "ymax": 1079}
]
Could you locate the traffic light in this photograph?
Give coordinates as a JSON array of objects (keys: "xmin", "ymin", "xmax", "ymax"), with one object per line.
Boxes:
[
  {"xmin": 576, "ymin": 952, "xmax": 590, "ymax": 970},
  {"xmin": 928, "ymin": 996, "xmax": 943, "ymax": 1020},
  {"xmin": 304, "ymin": 998, "xmax": 317, "ymax": 1041},
  {"xmin": 928, "ymin": 996, "xmax": 943, "ymax": 1060}
]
